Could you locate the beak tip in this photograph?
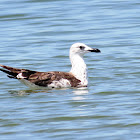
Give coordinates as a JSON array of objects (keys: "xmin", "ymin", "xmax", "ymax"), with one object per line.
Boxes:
[
  {"xmin": 89, "ymin": 48, "xmax": 101, "ymax": 53},
  {"xmin": 95, "ymin": 49, "xmax": 101, "ymax": 53}
]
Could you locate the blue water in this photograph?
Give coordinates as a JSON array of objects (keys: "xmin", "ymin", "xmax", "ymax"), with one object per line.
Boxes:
[{"xmin": 0, "ymin": 0, "xmax": 140, "ymax": 139}]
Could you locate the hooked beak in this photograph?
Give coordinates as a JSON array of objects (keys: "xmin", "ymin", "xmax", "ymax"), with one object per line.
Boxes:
[{"xmin": 88, "ymin": 48, "xmax": 101, "ymax": 53}]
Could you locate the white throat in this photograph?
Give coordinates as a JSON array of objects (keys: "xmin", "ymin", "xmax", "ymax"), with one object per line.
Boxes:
[{"xmin": 70, "ymin": 53, "xmax": 88, "ymax": 86}]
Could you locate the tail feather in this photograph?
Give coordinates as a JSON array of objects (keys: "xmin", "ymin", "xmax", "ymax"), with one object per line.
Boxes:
[
  {"xmin": 0, "ymin": 64, "xmax": 37, "ymax": 79},
  {"xmin": 0, "ymin": 68, "xmax": 17, "ymax": 78},
  {"xmin": 0, "ymin": 64, "xmax": 22, "ymax": 78}
]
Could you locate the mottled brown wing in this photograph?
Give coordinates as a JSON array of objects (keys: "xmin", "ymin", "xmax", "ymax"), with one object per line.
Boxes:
[
  {"xmin": 27, "ymin": 71, "xmax": 81, "ymax": 87},
  {"xmin": 26, "ymin": 72, "xmax": 54, "ymax": 86}
]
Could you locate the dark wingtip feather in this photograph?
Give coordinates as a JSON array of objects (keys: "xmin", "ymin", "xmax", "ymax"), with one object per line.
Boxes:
[{"xmin": 0, "ymin": 68, "xmax": 17, "ymax": 79}]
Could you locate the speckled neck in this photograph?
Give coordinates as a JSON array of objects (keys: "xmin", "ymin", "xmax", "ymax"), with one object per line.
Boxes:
[{"xmin": 70, "ymin": 53, "xmax": 88, "ymax": 86}]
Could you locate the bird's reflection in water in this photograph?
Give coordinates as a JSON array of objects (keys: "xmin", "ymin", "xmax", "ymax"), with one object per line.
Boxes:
[
  {"xmin": 8, "ymin": 87, "xmax": 89, "ymax": 97},
  {"xmin": 9, "ymin": 89, "xmax": 51, "ymax": 96},
  {"xmin": 72, "ymin": 87, "xmax": 89, "ymax": 100}
]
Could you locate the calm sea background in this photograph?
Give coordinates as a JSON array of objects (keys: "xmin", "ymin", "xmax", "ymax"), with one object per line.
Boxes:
[{"xmin": 0, "ymin": 0, "xmax": 140, "ymax": 139}]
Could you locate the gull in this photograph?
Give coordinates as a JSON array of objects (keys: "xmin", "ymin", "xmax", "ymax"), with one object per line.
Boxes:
[{"xmin": 0, "ymin": 43, "xmax": 101, "ymax": 89}]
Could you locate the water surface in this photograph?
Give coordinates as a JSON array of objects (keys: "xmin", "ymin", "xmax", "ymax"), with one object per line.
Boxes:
[{"xmin": 0, "ymin": 0, "xmax": 140, "ymax": 139}]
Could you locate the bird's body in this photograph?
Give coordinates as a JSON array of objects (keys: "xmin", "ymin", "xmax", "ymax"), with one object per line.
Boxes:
[{"xmin": 0, "ymin": 43, "xmax": 100, "ymax": 89}]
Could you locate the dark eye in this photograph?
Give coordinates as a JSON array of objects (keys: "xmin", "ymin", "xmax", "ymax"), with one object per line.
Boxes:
[{"xmin": 79, "ymin": 46, "xmax": 85, "ymax": 50}]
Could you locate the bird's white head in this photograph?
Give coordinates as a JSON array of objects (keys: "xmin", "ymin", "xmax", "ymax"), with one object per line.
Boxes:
[{"xmin": 70, "ymin": 43, "xmax": 101, "ymax": 56}]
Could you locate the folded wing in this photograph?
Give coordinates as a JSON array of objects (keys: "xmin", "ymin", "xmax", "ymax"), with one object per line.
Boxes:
[{"xmin": 0, "ymin": 64, "xmax": 81, "ymax": 88}]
